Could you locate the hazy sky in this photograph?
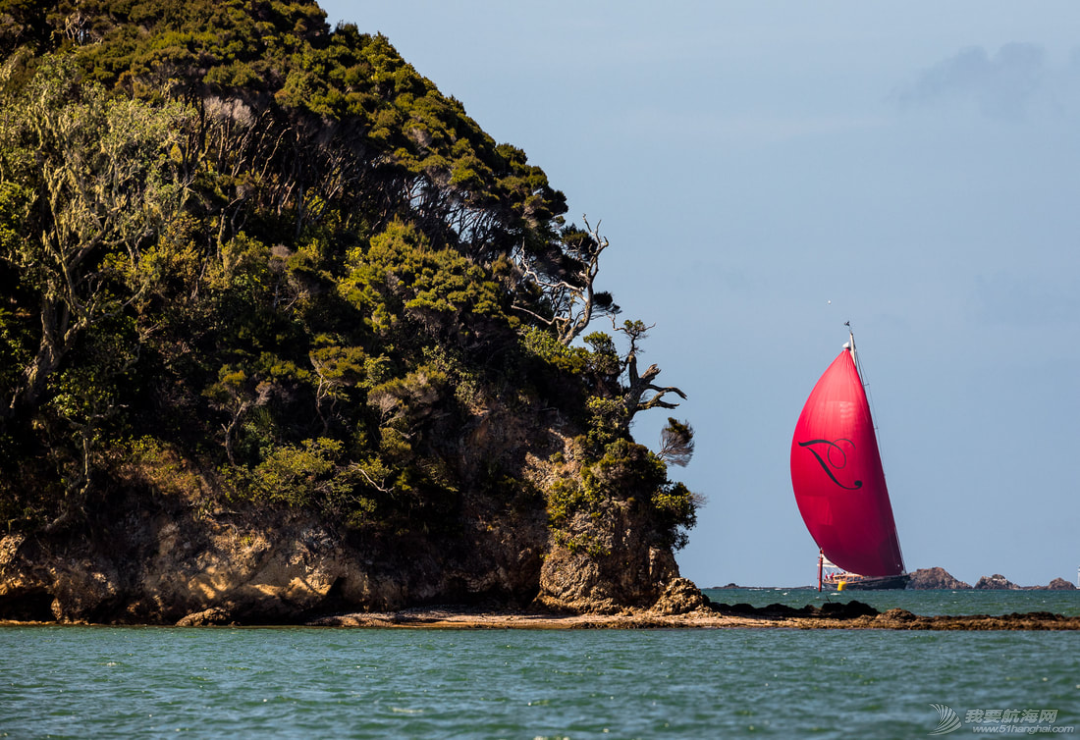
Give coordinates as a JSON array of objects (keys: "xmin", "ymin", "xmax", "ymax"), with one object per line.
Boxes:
[{"xmin": 321, "ymin": 1, "xmax": 1080, "ymax": 588}]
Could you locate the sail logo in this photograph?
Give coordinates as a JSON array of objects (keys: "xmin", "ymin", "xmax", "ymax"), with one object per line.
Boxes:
[
  {"xmin": 928, "ymin": 704, "xmax": 963, "ymax": 735},
  {"xmin": 797, "ymin": 438, "xmax": 863, "ymax": 490}
]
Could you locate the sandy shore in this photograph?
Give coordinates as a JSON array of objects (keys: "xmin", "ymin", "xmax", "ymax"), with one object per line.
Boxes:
[{"xmin": 309, "ymin": 606, "xmax": 1080, "ymax": 631}]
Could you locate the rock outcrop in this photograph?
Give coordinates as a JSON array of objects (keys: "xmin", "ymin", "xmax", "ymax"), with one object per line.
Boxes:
[
  {"xmin": 536, "ymin": 506, "xmax": 679, "ymax": 615},
  {"xmin": 906, "ymin": 567, "xmax": 972, "ymax": 590},
  {"xmin": 905, "ymin": 570, "xmax": 1078, "ymax": 591},
  {"xmin": 974, "ymin": 574, "xmax": 1021, "ymax": 590},
  {"xmin": 0, "ymin": 488, "xmax": 558, "ymax": 624},
  {"xmin": 650, "ymin": 578, "xmax": 709, "ymax": 616},
  {"xmin": 0, "ymin": 464, "xmax": 690, "ymax": 624}
]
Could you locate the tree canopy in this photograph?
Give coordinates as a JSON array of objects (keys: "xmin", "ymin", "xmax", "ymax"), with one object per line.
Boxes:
[{"xmin": 0, "ymin": 0, "xmax": 696, "ymax": 556}]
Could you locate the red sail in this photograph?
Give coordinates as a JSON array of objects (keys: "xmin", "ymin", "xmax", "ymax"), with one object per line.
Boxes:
[{"xmin": 790, "ymin": 348, "xmax": 905, "ymax": 577}]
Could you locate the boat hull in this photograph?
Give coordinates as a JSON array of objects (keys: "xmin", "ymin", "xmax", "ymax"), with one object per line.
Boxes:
[{"xmin": 826, "ymin": 573, "xmax": 911, "ymax": 591}]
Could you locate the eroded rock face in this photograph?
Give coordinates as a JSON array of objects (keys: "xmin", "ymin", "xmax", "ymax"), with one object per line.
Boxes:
[
  {"xmin": 1, "ymin": 423, "xmax": 689, "ymax": 623},
  {"xmin": 536, "ymin": 501, "xmax": 680, "ymax": 614},
  {"xmin": 906, "ymin": 567, "xmax": 972, "ymax": 590},
  {"xmin": 1041, "ymin": 578, "xmax": 1077, "ymax": 591},
  {"xmin": 0, "ymin": 494, "xmax": 551, "ymax": 624},
  {"xmin": 650, "ymin": 577, "xmax": 708, "ymax": 616}
]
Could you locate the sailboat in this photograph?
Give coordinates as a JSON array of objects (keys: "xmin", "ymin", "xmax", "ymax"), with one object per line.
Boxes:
[{"xmin": 790, "ymin": 328, "xmax": 910, "ymax": 590}]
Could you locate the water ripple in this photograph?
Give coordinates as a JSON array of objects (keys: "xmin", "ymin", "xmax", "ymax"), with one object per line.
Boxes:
[{"xmin": 0, "ymin": 618, "xmax": 1076, "ymax": 738}]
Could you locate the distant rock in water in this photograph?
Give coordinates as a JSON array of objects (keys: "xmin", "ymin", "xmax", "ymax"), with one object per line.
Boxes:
[
  {"xmin": 974, "ymin": 574, "xmax": 1021, "ymax": 590},
  {"xmin": 906, "ymin": 567, "xmax": 972, "ymax": 590},
  {"xmin": 1034, "ymin": 578, "xmax": 1077, "ymax": 591}
]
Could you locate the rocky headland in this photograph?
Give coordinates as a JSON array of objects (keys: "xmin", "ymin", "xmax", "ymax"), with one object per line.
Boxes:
[
  {"xmin": 0, "ymin": 0, "xmax": 698, "ymax": 629},
  {"xmin": 0, "ymin": 480, "xmax": 682, "ymax": 625}
]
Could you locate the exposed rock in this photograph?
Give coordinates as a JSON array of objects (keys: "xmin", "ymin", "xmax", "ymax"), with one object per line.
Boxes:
[
  {"xmin": 306, "ymin": 603, "xmax": 1080, "ymax": 630},
  {"xmin": 0, "ymin": 371, "xmax": 690, "ymax": 625},
  {"xmin": 535, "ymin": 492, "xmax": 680, "ymax": 615},
  {"xmin": 974, "ymin": 574, "xmax": 1021, "ymax": 590},
  {"xmin": 876, "ymin": 607, "xmax": 917, "ymax": 623},
  {"xmin": 707, "ymin": 599, "xmax": 878, "ymax": 621},
  {"xmin": 818, "ymin": 600, "xmax": 878, "ymax": 619},
  {"xmin": 0, "ymin": 450, "xmax": 692, "ymax": 623},
  {"xmin": 650, "ymin": 578, "xmax": 708, "ymax": 616},
  {"xmin": 536, "ymin": 539, "xmax": 677, "ymax": 615},
  {"xmin": 907, "ymin": 570, "xmax": 1076, "ymax": 591},
  {"xmin": 906, "ymin": 567, "xmax": 972, "ymax": 590},
  {"xmin": 0, "ymin": 486, "xmax": 556, "ymax": 624},
  {"xmin": 176, "ymin": 607, "xmax": 234, "ymax": 626},
  {"xmin": 713, "ymin": 602, "xmax": 815, "ymax": 619}
]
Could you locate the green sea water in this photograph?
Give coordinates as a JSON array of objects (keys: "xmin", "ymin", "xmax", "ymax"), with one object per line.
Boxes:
[
  {"xmin": 2, "ymin": 591, "xmax": 1078, "ymax": 739},
  {"xmin": 702, "ymin": 587, "xmax": 1080, "ymax": 617}
]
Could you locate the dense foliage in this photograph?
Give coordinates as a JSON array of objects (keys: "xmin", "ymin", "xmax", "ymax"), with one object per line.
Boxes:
[{"xmin": 0, "ymin": 0, "xmax": 696, "ymax": 553}]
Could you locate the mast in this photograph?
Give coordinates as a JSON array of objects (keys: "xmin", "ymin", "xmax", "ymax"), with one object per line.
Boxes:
[
  {"xmin": 846, "ymin": 323, "xmax": 907, "ymax": 576},
  {"xmin": 845, "ymin": 321, "xmax": 858, "ymax": 374}
]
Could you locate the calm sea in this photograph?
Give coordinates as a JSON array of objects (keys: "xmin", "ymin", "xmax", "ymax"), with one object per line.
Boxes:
[{"xmin": 1, "ymin": 590, "xmax": 1077, "ymax": 739}]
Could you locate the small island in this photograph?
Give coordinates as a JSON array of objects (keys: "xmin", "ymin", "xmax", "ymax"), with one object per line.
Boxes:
[
  {"xmin": 906, "ymin": 568, "xmax": 1077, "ymax": 591},
  {"xmin": 0, "ymin": 0, "xmax": 697, "ymax": 625}
]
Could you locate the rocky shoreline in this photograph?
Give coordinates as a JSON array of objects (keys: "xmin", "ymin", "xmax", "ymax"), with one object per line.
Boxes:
[
  {"xmin": 3, "ymin": 579, "xmax": 1078, "ymax": 631},
  {"xmin": 307, "ymin": 605, "xmax": 1080, "ymax": 631},
  {"xmin": 7, "ymin": 605, "xmax": 1077, "ymax": 631}
]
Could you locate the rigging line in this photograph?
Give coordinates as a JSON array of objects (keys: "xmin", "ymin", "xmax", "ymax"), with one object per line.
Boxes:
[
  {"xmin": 848, "ymin": 320, "xmax": 884, "ymax": 440},
  {"xmin": 842, "ymin": 319, "xmax": 876, "ymax": 429}
]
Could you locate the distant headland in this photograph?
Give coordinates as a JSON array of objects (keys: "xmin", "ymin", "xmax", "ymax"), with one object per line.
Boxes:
[{"xmin": 710, "ymin": 567, "xmax": 1078, "ymax": 591}]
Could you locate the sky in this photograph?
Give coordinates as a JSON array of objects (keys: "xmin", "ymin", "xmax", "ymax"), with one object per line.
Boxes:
[{"xmin": 320, "ymin": 1, "xmax": 1080, "ymax": 589}]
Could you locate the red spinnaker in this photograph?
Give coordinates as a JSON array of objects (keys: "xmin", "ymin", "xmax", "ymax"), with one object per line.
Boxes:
[{"xmin": 790, "ymin": 348, "xmax": 905, "ymax": 577}]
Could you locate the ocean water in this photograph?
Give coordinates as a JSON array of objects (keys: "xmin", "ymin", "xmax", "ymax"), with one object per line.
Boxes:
[
  {"xmin": 702, "ymin": 587, "xmax": 1080, "ymax": 617},
  {"xmin": 1, "ymin": 591, "xmax": 1078, "ymax": 739}
]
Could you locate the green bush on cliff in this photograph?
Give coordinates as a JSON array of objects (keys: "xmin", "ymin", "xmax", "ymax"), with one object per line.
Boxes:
[
  {"xmin": 0, "ymin": 0, "xmax": 698, "ymax": 557},
  {"xmin": 547, "ymin": 437, "xmax": 697, "ymax": 552}
]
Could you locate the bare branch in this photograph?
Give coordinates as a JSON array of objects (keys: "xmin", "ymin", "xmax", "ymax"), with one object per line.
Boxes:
[{"xmin": 511, "ymin": 214, "xmax": 621, "ymax": 346}]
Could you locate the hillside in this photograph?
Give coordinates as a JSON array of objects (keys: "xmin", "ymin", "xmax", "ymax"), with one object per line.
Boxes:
[{"xmin": 0, "ymin": 0, "xmax": 698, "ymax": 623}]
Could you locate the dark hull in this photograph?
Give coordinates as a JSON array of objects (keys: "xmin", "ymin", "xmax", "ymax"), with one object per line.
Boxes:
[{"xmin": 826, "ymin": 573, "xmax": 911, "ymax": 591}]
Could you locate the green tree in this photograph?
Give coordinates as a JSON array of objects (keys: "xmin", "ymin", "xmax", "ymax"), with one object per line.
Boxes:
[{"xmin": 0, "ymin": 54, "xmax": 191, "ymax": 416}]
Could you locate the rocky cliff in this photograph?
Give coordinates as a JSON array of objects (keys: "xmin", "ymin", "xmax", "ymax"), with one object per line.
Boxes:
[
  {"xmin": 0, "ymin": 475, "xmax": 683, "ymax": 624},
  {"xmin": 0, "ymin": 0, "xmax": 697, "ymax": 625}
]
